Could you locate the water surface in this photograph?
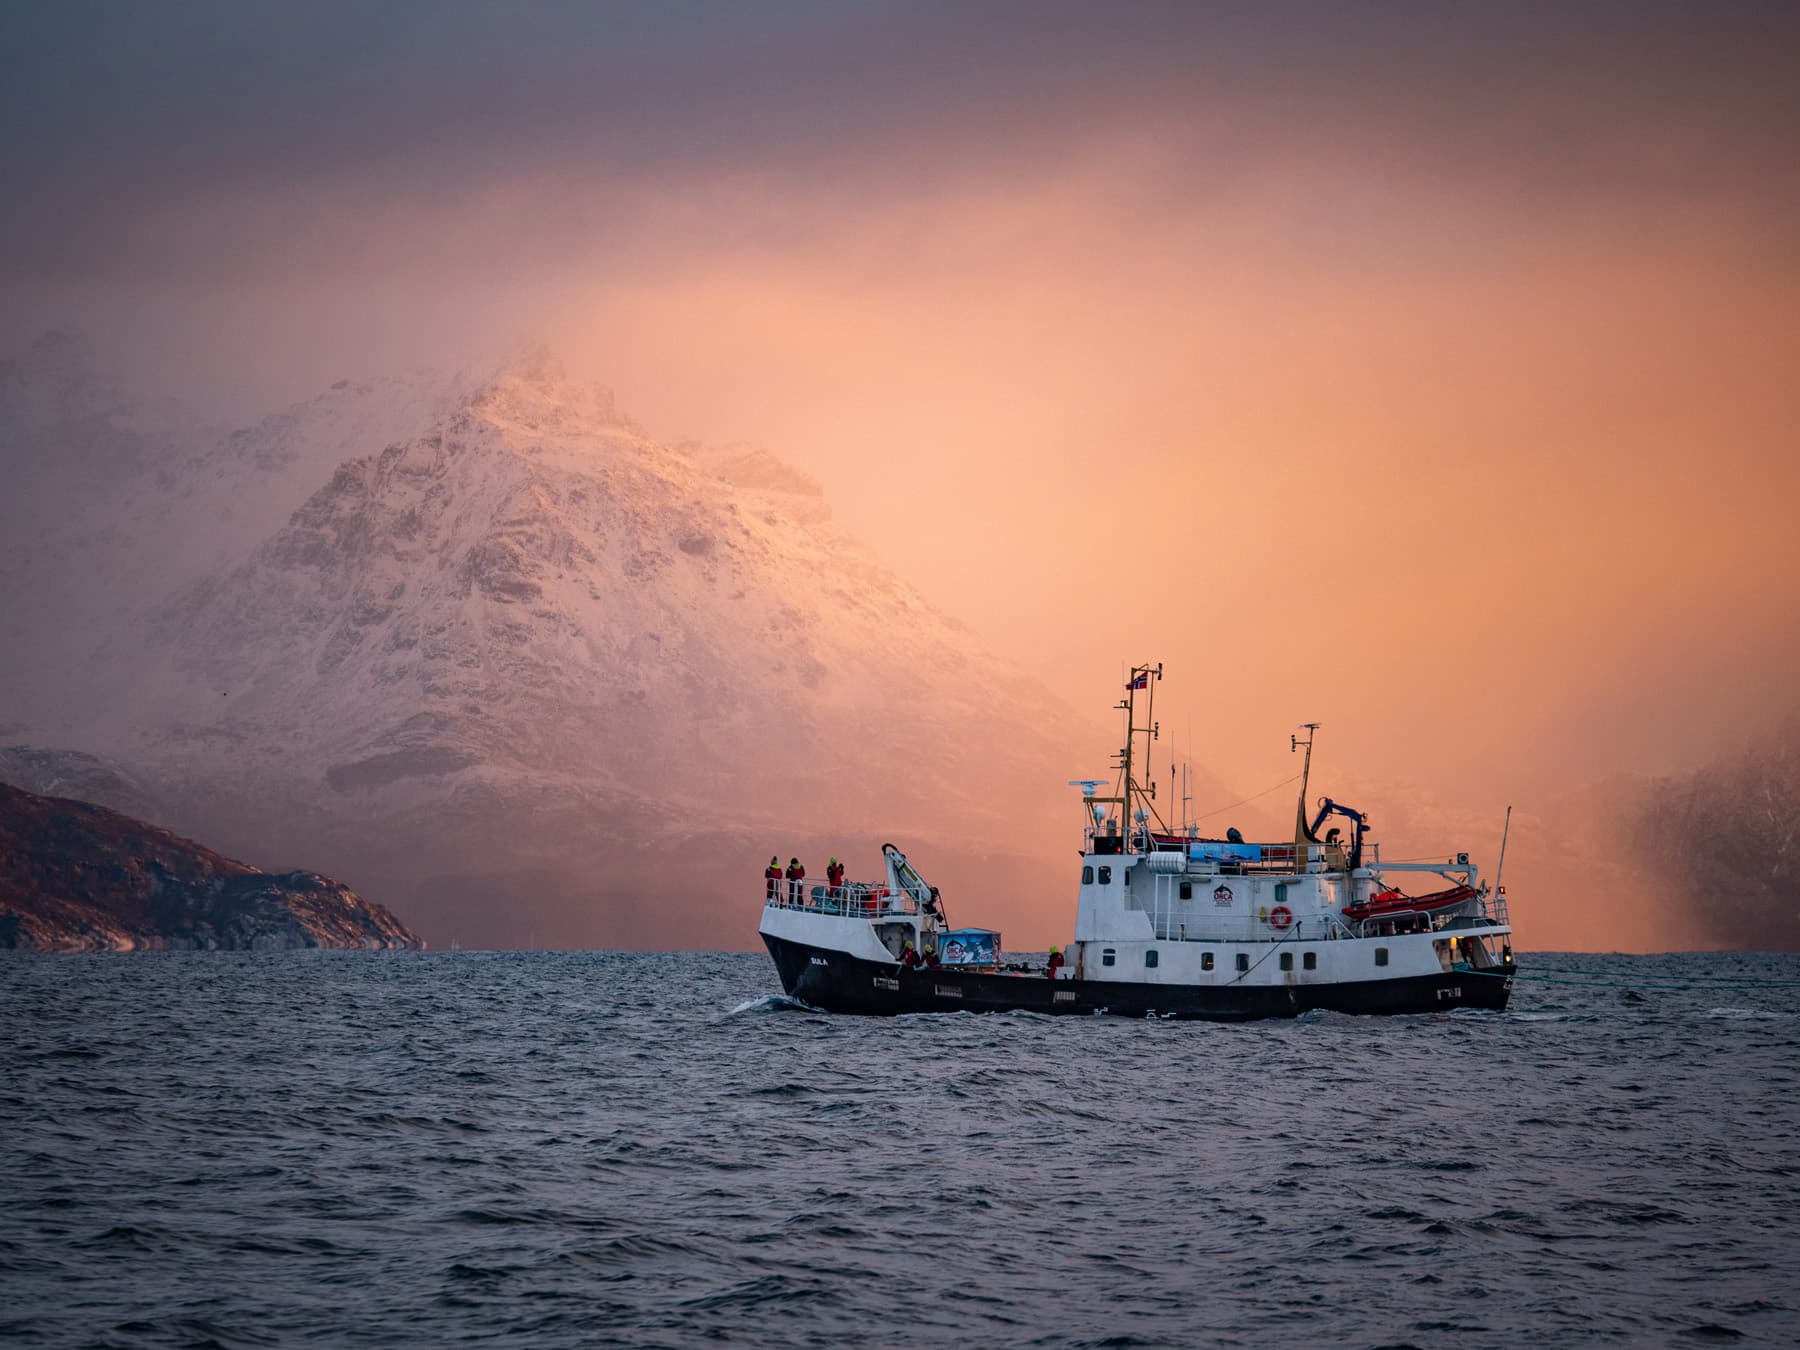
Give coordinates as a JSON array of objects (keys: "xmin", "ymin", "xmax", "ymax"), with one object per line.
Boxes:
[{"xmin": 3, "ymin": 951, "xmax": 1797, "ymax": 1347}]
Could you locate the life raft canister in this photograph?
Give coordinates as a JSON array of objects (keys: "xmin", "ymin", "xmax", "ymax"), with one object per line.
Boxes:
[{"xmin": 1268, "ymin": 904, "xmax": 1294, "ymax": 930}]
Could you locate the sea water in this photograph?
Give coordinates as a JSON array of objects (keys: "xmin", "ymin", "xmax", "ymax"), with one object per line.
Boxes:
[{"xmin": 2, "ymin": 951, "xmax": 1797, "ymax": 1348}]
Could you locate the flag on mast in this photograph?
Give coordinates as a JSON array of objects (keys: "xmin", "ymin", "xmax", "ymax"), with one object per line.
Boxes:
[{"xmin": 1127, "ymin": 671, "xmax": 1149, "ymax": 690}]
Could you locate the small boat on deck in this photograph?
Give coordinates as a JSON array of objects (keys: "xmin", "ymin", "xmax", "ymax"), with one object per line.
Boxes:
[{"xmin": 759, "ymin": 665, "xmax": 1517, "ymax": 1020}]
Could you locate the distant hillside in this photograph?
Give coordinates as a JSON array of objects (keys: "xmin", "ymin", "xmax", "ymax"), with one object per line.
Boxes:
[{"xmin": 0, "ymin": 781, "xmax": 421, "ymax": 952}]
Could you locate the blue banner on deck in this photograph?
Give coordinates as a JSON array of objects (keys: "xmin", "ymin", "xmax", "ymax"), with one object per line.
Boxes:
[{"xmin": 937, "ymin": 928, "xmax": 1001, "ymax": 965}]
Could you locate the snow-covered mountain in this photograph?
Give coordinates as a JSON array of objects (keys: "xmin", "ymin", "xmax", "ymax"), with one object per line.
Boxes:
[{"xmin": 2, "ymin": 339, "xmax": 1193, "ymax": 948}]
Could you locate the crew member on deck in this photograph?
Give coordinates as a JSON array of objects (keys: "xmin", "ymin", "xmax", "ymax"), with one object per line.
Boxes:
[
  {"xmin": 1046, "ymin": 945, "xmax": 1065, "ymax": 979},
  {"xmin": 826, "ymin": 855, "xmax": 846, "ymax": 897},
  {"xmin": 785, "ymin": 857, "xmax": 806, "ymax": 906},
  {"xmin": 900, "ymin": 940, "xmax": 921, "ymax": 968},
  {"xmin": 765, "ymin": 856, "xmax": 782, "ymax": 901}
]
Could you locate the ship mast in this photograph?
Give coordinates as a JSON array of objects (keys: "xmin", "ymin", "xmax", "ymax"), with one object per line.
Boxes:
[
  {"xmin": 1097, "ymin": 662, "xmax": 1171, "ymax": 853},
  {"xmin": 1292, "ymin": 722, "xmax": 1320, "ymax": 863}
]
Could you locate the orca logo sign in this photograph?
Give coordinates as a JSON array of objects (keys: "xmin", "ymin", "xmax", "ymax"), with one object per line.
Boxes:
[{"xmin": 1212, "ymin": 885, "xmax": 1234, "ymax": 907}]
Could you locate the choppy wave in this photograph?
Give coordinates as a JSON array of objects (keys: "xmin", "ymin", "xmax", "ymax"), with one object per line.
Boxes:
[{"xmin": 2, "ymin": 948, "xmax": 1798, "ymax": 1347}]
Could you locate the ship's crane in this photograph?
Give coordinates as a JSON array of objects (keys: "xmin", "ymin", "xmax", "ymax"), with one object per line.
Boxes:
[
  {"xmin": 882, "ymin": 843, "xmax": 944, "ymax": 924},
  {"xmin": 1308, "ymin": 797, "xmax": 1369, "ymax": 869}
]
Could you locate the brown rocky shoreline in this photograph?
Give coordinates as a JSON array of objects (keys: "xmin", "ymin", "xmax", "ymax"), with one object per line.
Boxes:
[{"xmin": 0, "ymin": 781, "xmax": 422, "ymax": 952}]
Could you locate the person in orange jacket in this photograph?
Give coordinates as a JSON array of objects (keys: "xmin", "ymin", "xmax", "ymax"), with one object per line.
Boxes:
[
  {"xmin": 1046, "ymin": 945, "xmax": 1066, "ymax": 979},
  {"xmin": 785, "ymin": 857, "xmax": 806, "ymax": 906}
]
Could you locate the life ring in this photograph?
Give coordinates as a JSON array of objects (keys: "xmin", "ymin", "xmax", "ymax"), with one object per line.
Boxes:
[{"xmin": 1268, "ymin": 905, "xmax": 1294, "ymax": 930}]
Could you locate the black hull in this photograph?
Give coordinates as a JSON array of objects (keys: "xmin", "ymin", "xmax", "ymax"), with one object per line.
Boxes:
[{"xmin": 763, "ymin": 933, "xmax": 1513, "ymax": 1021}]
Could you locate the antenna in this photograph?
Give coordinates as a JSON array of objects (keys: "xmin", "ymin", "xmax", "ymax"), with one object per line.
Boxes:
[
  {"xmin": 1184, "ymin": 719, "xmax": 1194, "ymax": 838},
  {"xmin": 1493, "ymin": 805, "xmax": 1513, "ymax": 894}
]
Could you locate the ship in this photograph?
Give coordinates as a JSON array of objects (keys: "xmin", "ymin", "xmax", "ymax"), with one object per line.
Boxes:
[{"xmin": 759, "ymin": 664, "xmax": 1517, "ymax": 1020}]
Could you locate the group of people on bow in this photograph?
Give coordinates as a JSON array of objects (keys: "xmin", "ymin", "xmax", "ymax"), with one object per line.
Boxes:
[{"xmin": 764, "ymin": 854, "xmax": 850, "ymax": 907}]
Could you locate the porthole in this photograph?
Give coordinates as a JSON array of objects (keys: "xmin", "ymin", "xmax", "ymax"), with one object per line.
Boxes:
[
  {"xmin": 1082, "ymin": 865, "xmax": 1094, "ymax": 884},
  {"xmin": 1201, "ymin": 951, "xmax": 1215, "ymax": 971},
  {"xmin": 1279, "ymin": 952, "xmax": 1293, "ymax": 972},
  {"xmin": 1102, "ymin": 948, "xmax": 1116, "ymax": 967},
  {"xmin": 1145, "ymin": 949, "xmax": 1159, "ymax": 969},
  {"xmin": 1375, "ymin": 947, "xmax": 1390, "ymax": 967},
  {"xmin": 1303, "ymin": 952, "xmax": 1317, "ymax": 971},
  {"xmin": 1235, "ymin": 952, "xmax": 1249, "ymax": 973}
]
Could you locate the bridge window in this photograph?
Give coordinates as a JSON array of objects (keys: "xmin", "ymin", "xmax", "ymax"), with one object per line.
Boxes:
[
  {"xmin": 1145, "ymin": 949, "xmax": 1159, "ymax": 968},
  {"xmin": 1303, "ymin": 952, "xmax": 1317, "ymax": 971},
  {"xmin": 1102, "ymin": 948, "xmax": 1116, "ymax": 967},
  {"xmin": 1235, "ymin": 952, "xmax": 1249, "ymax": 973},
  {"xmin": 1279, "ymin": 952, "xmax": 1293, "ymax": 972},
  {"xmin": 1201, "ymin": 951, "xmax": 1215, "ymax": 971},
  {"xmin": 1097, "ymin": 866, "xmax": 1112, "ymax": 885},
  {"xmin": 1375, "ymin": 947, "xmax": 1389, "ymax": 967},
  {"xmin": 1179, "ymin": 881, "xmax": 1192, "ymax": 900},
  {"xmin": 1082, "ymin": 865, "xmax": 1094, "ymax": 884}
]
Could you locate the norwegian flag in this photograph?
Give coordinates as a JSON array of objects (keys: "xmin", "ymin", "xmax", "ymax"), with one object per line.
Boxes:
[{"xmin": 1127, "ymin": 671, "xmax": 1150, "ymax": 690}]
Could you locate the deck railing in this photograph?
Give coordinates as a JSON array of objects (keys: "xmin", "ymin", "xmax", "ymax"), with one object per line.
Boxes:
[
  {"xmin": 763, "ymin": 879, "xmax": 921, "ymax": 918},
  {"xmin": 1141, "ymin": 910, "xmax": 1365, "ymax": 944}
]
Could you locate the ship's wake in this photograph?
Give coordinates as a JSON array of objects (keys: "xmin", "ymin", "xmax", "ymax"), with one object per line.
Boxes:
[{"xmin": 721, "ymin": 993, "xmax": 816, "ymax": 1018}]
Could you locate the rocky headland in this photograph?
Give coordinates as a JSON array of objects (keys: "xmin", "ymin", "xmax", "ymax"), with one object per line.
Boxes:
[{"xmin": 0, "ymin": 780, "xmax": 422, "ymax": 952}]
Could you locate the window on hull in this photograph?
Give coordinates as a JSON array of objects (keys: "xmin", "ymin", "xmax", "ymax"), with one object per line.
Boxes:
[
  {"xmin": 1145, "ymin": 950, "xmax": 1159, "ymax": 968},
  {"xmin": 1102, "ymin": 948, "xmax": 1116, "ymax": 967},
  {"xmin": 1303, "ymin": 952, "xmax": 1317, "ymax": 971},
  {"xmin": 1375, "ymin": 947, "xmax": 1390, "ymax": 967},
  {"xmin": 1235, "ymin": 953, "xmax": 1249, "ymax": 973},
  {"xmin": 1201, "ymin": 951, "xmax": 1215, "ymax": 971},
  {"xmin": 1082, "ymin": 865, "xmax": 1094, "ymax": 884},
  {"xmin": 1279, "ymin": 953, "xmax": 1293, "ymax": 972}
]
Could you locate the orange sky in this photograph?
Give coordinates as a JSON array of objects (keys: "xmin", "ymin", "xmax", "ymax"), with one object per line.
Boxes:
[{"xmin": 537, "ymin": 162, "xmax": 1800, "ymax": 811}]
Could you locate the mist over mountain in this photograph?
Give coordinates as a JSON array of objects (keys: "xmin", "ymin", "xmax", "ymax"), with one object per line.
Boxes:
[
  {"xmin": 1, "ymin": 336, "xmax": 1217, "ymax": 949},
  {"xmin": 1627, "ymin": 716, "xmax": 1800, "ymax": 951}
]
